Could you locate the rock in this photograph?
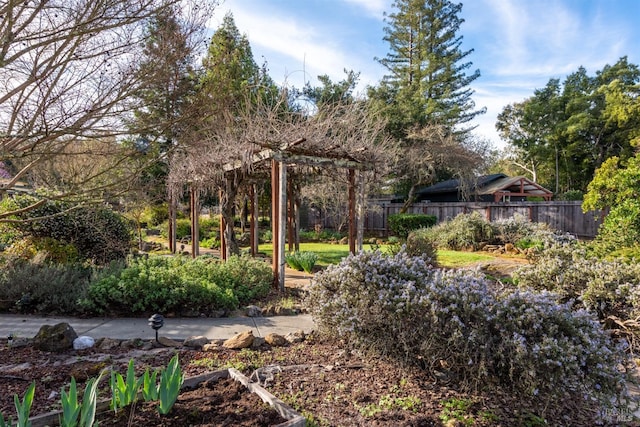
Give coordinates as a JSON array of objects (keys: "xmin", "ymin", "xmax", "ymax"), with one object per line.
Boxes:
[
  {"xmin": 245, "ymin": 305, "xmax": 263, "ymax": 317},
  {"xmin": 157, "ymin": 336, "xmax": 182, "ymax": 348},
  {"xmin": 97, "ymin": 337, "xmax": 121, "ymax": 351},
  {"xmin": 8, "ymin": 336, "xmax": 31, "ymax": 348},
  {"xmin": 252, "ymin": 337, "xmax": 266, "ymax": 348},
  {"xmin": 73, "ymin": 336, "xmax": 95, "ymax": 350},
  {"xmin": 183, "ymin": 335, "xmax": 210, "ymax": 349},
  {"xmin": 69, "ymin": 361, "xmax": 108, "ymax": 381},
  {"xmin": 120, "ymin": 338, "xmax": 143, "ymax": 349},
  {"xmin": 140, "ymin": 341, "xmax": 154, "ymax": 350},
  {"xmin": 339, "ymin": 237, "xmax": 348, "ymax": 245},
  {"xmin": 33, "ymin": 323, "xmax": 78, "ymax": 352},
  {"xmin": 265, "ymin": 333, "xmax": 287, "ymax": 347},
  {"xmin": 223, "ymin": 331, "xmax": 254, "ymax": 349},
  {"xmin": 504, "ymin": 243, "xmax": 519, "ymax": 254},
  {"xmin": 285, "ymin": 330, "xmax": 306, "ymax": 344},
  {"xmin": 202, "ymin": 342, "xmax": 222, "ymax": 352}
]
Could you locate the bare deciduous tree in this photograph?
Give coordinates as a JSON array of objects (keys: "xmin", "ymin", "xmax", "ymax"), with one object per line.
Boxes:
[
  {"xmin": 395, "ymin": 125, "xmax": 490, "ymax": 211},
  {"xmin": 0, "ymin": 0, "xmax": 216, "ymax": 219}
]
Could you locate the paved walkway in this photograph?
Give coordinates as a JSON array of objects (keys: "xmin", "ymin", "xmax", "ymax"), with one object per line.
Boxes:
[
  {"xmin": 0, "ymin": 313, "xmax": 316, "ymax": 341},
  {"xmin": 1, "ymin": 265, "xmax": 317, "ymax": 341}
]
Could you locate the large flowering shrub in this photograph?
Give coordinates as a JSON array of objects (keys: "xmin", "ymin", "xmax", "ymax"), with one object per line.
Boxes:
[{"xmin": 308, "ymin": 250, "xmax": 630, "ymax": 406}]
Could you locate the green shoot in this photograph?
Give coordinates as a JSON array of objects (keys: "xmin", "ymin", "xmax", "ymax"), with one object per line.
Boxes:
[
  {"xmin": 79, "ymin": 370, "xmax": 105, "ymax": 427},
  {"xmin": 141, "ymin": 368, "xmax": 159, "ymax": 402},
  {"xmin": 110, "ymin": 359, "xmax": 143, "ymax": 411},
  {"xmin": 158, "ymin": 354, "xmax": 183, "ymax": 415},
  {"xmin": 0, "ymin": 412, "xmax": 13, "ymax": 427},
  {"xmin": 59, "ymin": 378, "xmax": 81, "ymax": 427},
  {"xmin": 14, "ymin": 381, "xmax": 35, "ymax": 427}
]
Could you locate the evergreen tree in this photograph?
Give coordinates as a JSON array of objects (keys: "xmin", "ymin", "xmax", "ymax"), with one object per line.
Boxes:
[
  {"xmin": 368, "ymin": 0, "xmax": 487, "ymax": 208},
  {"xmin": 198, "ymin": 12, "xmax": 278, "ymax": 123},
  {"xmin": 371, "ymin": 0, "xmax": 484, "ymax": 137}
]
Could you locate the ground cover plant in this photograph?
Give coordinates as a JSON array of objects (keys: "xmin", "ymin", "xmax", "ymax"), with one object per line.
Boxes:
[{"xmin": 307, "ymin": 249, "xmax": 633, "ymax": 420}]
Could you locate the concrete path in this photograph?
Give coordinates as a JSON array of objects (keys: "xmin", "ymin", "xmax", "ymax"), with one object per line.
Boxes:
[{"xmin": 0, "ymin": 313, "xmax": 316, "ymax": 341}]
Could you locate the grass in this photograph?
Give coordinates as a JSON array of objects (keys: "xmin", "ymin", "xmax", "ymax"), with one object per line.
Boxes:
[
  {"xmin": 258, "ymin": 243, "xmax": 498, "ymax": 268},
  {"xmin": 259, "ymin": 243, "xmax": 351, "ymax": 267},
  {"xmin": 436, "ymin": 250, "xmax": 496, "ymax": 268}
]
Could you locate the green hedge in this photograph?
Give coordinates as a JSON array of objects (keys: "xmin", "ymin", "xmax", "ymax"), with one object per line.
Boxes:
[{"xmin": 388, "ymin": 213, "xmax": 436, "ymax": 238}]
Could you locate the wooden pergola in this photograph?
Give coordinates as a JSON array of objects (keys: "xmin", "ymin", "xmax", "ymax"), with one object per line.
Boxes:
[{"xmin": 169, "ymin": 138, "xmax": 372, "ymax": 291}]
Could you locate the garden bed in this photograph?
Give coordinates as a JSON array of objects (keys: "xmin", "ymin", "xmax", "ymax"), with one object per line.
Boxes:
[{"xmin": 28, "ymin": 369, "xmax": 303, "ymax": 427}]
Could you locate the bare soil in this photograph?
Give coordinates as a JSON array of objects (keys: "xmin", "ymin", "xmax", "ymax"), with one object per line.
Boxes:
[{"xmin": 0, "ymin": 335, "xmax": 619, "ymax": 427}]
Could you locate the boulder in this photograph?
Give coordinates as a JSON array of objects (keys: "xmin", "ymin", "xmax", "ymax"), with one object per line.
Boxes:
[
  {"xmin": 203, "ymin": 342, "xmax": 222, "ymax": 352},
  {"xmin": 265, "ymin": 333, "xmax": 287, "ymax": 347},
  {"xmin": 183, "ymin": 335, "xmax": 210, "ymax": 349},
  {"xmin": 157, "ymin": 336, "xmax": 182, "ymax": 348},
  {"xmin": 252, "ymin": 336, "xmax": 266, "ymax": 348},
  {"xmin": 33, "ymin": 323, "xmax": 78, "ymax": 352},
  {"xmin": 223, "ymin": 330, "xmax": 254, "ymax": 349},
  {"xmin": 97, "ymin": 337, "xmax": 121, "ymax": 351},
  {"xmin": 285, "ymin": 330, "xmax": 306, "ymax": 344}
]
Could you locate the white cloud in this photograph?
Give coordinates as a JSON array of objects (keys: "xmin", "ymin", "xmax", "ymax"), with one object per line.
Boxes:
[{"xmin": 342, "ymin": 0, "xmax": 390, "ymax": 18}]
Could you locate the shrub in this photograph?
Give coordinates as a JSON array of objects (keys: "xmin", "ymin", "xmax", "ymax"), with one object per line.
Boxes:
[
  {"xmin": 0, "ymin": 195, "xmax": 131, "ymax": 264},
  {"xmin": 81, "ymin": 254, "xmax": 272, "ymax": 315},
  {"xmin": 141, "ymin": 204, "xmax": 169, "ymax": 227},
  {"xmin": 404, "ymin": 228, "xmax": 437, "ymax": 264},
  {"xmin": 160, "ymin": 219, "xmax": 192, "ymax": 241},
  {"xmin": 307, "ymin": 250, "xmax": 630, "ymax": 408},
  {"xmin": 260, "ymin": 230, "xmax": 273, "ymax": 243},
  {"xmin": 514, "ymin": 243, "xmax": 640, "ymax": 327},
  {"xmin": 285, "ymin": 251, "xmax": 318, "ymax": 273},
  {"xmin": 0, "ymin": 259, "xmax": 92, "ymax": 314},
  {"xmin": 491, "ymin": 214, "xmax": 548, "ymax": 246},
  {"xmin": 589, "ymin": 199, "xmax": 640, "ymax": 258},
  {"xmin": 387, "ymin": 213, "xmax": 437, "ymax": 238},
  {"xmin": 418, "ymin": 212, "xmax": 495, "ymax": 250}
]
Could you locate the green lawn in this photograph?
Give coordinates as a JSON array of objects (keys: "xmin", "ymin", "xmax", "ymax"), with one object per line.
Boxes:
[{"xmin": 258, "ymin": 243, "xmax": 497, "ymax": 268}]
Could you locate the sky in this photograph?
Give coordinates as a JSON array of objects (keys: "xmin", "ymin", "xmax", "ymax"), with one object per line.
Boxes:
[{"xmin": 210, "ymin": 0, "xmax": 640, "ymax": 149}]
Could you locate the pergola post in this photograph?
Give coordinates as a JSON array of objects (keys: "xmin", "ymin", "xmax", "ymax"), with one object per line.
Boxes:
[
  {"xmin": 348, "ymin": 168, "xmax": 356, "ymax": 255},
  {"xmin": 271, "ymin": 160, "xmax": 280, "ymax": 287},
  {"xmin": 249, "ymin": 184, "xmax": 258, "ymax": 257},
  {"xmin": 356, "ymin": 170, "xmax": 366, "ymax": 252},
  {"xmin": 169, "ymin": 194, "xmax": 177, "ymax": 254},
  {"xmin": 277, "ymin": 162, "xmax": 287, "ymax": 292},
  {"xmin": 287, "ymin": 180, "xmax": 294, "ymax": 252},
  {"xmin": 219, "ymin": 189, "xmax": 227, "ymax": 261},
  {"xmin": 190, "ymin": 187, "xmax": 199, "ymax": 258}
]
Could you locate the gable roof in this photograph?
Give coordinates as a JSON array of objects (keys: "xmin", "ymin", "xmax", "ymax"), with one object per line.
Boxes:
[
  {"xmin": 416, "ymin": 173, "xmax": 507, "ymax": 197},
  {"xmin": 416, "ymin": 174, "xmax": 553, "ymax": 202}
]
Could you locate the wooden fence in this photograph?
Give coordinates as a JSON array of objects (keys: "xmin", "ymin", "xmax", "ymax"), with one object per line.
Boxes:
[{"xmin": 334, "ymin": 201, "xmax": 603, "ymax": 239}]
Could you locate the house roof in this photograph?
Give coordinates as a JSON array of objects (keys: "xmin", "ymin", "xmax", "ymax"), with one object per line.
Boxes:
[
  {"xmin": 416, "ymin": 174, "xmax": 553, "ymax": 201},
  {"xmin": 416, "ymin": 173, "xmax": 506, "ymax": 197}
]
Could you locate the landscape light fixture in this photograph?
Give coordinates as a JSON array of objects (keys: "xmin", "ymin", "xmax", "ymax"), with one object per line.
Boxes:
[{"xmin": 148, "ymin": 313, "xmax": 164, "ymax": 342}]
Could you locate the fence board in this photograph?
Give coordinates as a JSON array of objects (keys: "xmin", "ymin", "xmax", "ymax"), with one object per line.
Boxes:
[{"xmin": 310, "ymin": 201, "xmax": 602, "ymax": 239}]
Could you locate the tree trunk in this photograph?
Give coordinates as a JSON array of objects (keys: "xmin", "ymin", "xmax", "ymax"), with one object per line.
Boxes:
[
  {"xmin": 220, "ymin": 178, "xmax": 240, "ymax": 256},
  {"xmin": 400, "ymin": 184, "xmax": 418, "ymax": 214}
]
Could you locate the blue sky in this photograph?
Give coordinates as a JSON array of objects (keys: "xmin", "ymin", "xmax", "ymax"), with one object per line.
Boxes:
[{"xmin": 211, "ymin": 0, "xmax": 640, "ymax": 149}]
